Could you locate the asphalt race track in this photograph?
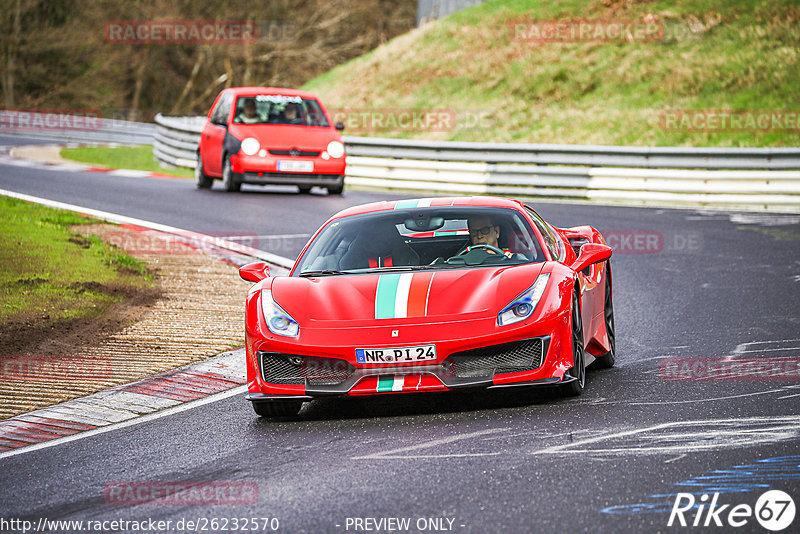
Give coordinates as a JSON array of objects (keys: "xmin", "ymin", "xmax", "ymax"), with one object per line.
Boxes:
[{"xmin": 2, "ymin": 134, "xmax": 800, "ymax": 533}]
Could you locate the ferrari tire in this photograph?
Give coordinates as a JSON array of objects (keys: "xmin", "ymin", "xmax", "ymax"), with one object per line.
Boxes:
[
  {"xmin": 195, "ymin": 153, "xmax": 213, "ymax": 189},
  {"xmin": 222, "ymin": 155, "xmax": 242, "ymax": 192},
  {"xmin": 252, "ymin": 400, "xmax": 303, "ymax": 417},
  {"xmin": 560, "ymin": 289, "xmax": 585, "ymax": 397},
  {"xmin": 593, "ymin": 261, "xmax": 615, "ymax": 369}
]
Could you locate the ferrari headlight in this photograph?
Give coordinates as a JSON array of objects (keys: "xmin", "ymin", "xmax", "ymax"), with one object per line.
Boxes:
[
  {"xmin": 261, "ymin": 290, "xmax": 299, "ymax": 337},
  {"xmin": 241, "ymin": 137, "xmax": 260, "ymax": 156},
  {"xmin": 498, "ymin": 274, "xmax": 550, "ymax": 326},
  {"xmin": 326, "ymin": 140, "xmax": 345, "ymax": 158}
]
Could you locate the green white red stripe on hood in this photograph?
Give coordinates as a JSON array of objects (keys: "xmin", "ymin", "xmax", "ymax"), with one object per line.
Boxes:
[{"xmin": 375, "ymin": 272, "xmax": 435, "ymax": 320}]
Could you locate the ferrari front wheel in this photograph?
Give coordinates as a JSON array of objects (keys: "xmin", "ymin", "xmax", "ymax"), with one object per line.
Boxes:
[
  {"xmin": 560, "ymin": 289, "xmax": 585, "ymax": 396},
  {"xmin": 252, "ymin": 400, "xmax": 303, "ymax": 418}
]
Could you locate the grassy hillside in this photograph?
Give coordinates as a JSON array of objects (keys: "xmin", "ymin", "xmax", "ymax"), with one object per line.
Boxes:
[{"xmin": 304, "ymin": 0, "xmax": 799, "ymax": 146}]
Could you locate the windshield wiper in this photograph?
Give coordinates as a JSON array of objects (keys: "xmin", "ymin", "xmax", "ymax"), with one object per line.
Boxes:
[
  {"xmin": 299, "ymin": 269, "xmax": 348, "ymax": 277},
  {"xmin": 362, "ymin": 265, "xmax": 459, "ymax": 273}
]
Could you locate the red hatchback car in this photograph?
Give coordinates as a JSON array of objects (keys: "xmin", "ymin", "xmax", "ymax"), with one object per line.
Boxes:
[
  {"xmin": 196, "ymin": 87, "xmax": 346, "ymax": 194},
  {"xmin": 239, "ymin": 196, "xmax": 615, "ymax": 417}
]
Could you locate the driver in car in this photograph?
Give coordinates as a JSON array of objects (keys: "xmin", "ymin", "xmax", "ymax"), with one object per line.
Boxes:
[
  {"xmin": 237, "ymin": 99, "xmax": 261, "ymax": 123},
  {"xmin": 281, "ymin": 102, "xmax": 304, "ymax": 125},
  {"xmin": 466, "ymin": 215, "xmax": 513, "ymax": 257}
]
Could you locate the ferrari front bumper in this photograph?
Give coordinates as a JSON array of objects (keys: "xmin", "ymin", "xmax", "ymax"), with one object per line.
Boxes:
[{"xmin": 245, "ymin": 336, "xmax": 575, "ymax": 401}]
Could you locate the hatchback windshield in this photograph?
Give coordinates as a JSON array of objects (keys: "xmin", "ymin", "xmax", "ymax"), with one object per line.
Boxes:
[
  {"xmin": 233, "ymin": 95, "xmax": 330, "ymax": 126},
  {"xmin": 295, "ymin": 207, "xmax": 545, "ymax": 276}
]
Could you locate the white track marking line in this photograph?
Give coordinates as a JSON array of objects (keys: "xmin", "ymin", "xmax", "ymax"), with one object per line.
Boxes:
[
  {"xmin": 223, "ymin": 234, "xmax": 310, "ymax": 240},
  {"xmin": 624, "ymin": 387, "xmax": 793, "ymax": 405},
  {"xmin": 733, "ymin": 347, "xmax": 800, "ymax": 354},
  {"xmin": 533, "ymin": 416, "xmax": 800, "ymax": 456},
  {"xmin": 352, "ymin": 428, "xmax": 509, "ymax": 460},
  {"xmin": 732, "ymin": 339, "xmax": 800, "ymax": 354},
  {"xmin": 107, "ymin": 169, "xmax": 152, "ymax": 177},
  {"xmin": 0, "ymin": 386, "xmax": 246, "ymax": 460},
  {"xmin": 625, "ymin": 354, "xmax": 675, "ymax": 365}
]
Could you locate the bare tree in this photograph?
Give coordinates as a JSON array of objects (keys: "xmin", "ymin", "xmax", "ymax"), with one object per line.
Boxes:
[
  {"xmin": 2, "ymin": 0, "xmax": 416, "ymax": 117},
  {"xmin": 1, "ymin": 0, "xmax": 22, "ymax": 108}
]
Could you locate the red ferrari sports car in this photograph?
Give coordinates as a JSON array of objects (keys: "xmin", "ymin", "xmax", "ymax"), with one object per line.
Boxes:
[{"xmin": 240, "ymin": 197, "xmax": 615, "ymax": 417}]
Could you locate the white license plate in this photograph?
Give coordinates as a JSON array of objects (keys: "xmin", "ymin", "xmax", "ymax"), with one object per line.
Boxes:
[
  {"xmin": 277, "ymin": 160, "xmax": 314, "ymax": 172},
  {"xmin": 356, "ymin": 344, "xmax": 436, "ymax": 364}
]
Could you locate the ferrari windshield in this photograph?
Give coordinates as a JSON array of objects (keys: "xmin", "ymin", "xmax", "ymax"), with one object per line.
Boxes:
[
  {"xmin": 233, "ymin": 95, "xmax": 330, "ymax": 126},
  {"xmin": 295, "ymin": 207, "xmax": 545, "ymax": 276}
]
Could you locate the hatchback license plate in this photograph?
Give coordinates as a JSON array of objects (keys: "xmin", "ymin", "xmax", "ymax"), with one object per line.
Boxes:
[
  {"xmin": 356, "ymin": 344, "xmax": 436, "ymax": 364},
  {"xmin": 277, "ymin": 160, "xmax": 314, "ymax": 172}
]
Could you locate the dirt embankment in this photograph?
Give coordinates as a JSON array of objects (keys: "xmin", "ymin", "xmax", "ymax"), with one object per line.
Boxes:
[{"xmin": 0, "ymin": 224, "xmax": 252, "ymax": 419}]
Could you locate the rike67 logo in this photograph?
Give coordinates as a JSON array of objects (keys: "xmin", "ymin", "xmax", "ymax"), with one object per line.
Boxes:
[{"xmin": 669, "ymin": 490, "xmax": 795, "ymax": 531}]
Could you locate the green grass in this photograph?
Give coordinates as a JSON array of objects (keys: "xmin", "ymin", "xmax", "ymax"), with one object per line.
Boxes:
[
  {"xmin": 0, "ymin": 196, "xmax": 153, "ymax": 328},
  {"xmin": 60, "ymin": 145, "xmax": 193, "ymax": 178},
  {"xmin": 303, "ymin": 0, "xmax": 800, "ymax": 146}
]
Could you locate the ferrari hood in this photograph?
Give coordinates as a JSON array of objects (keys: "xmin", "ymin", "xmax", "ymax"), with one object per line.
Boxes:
[{"xmin": 270, "ymin": 264, "xmax": 545, "ymax": 324}]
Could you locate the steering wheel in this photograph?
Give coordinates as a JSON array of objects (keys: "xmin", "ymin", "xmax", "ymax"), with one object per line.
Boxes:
[{"xmin": 457, "ymin": 243, "xmax": 506, "ymax": 256}]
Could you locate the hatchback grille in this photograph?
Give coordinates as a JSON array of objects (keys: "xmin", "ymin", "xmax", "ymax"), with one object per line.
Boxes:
[
  {"xmin": 268, "ymin": 149, "xmax": 321, "ymax": 157},
  {"xmin": 259, "ymin": 352, "xmax": 354, "ymax": 386},
  {"xmin": 446, "ymin": 339, "xmax": 544, "ymax": 378}
]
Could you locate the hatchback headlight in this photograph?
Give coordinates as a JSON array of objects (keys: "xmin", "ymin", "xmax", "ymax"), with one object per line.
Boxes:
[
  {"xmin": 241, "ymin": 137, "xmax": 260, "ymax": 156},
  {"xmin": 498, "ymin": 274, "xmax": 550, "ymax": 326},
  {"xmin": 326, "ymin": 140, "xmax": 345, "ymax": 158},
  {"xmin": 261, "ymin": 290, "xmax": 299, "ymax": 337}
]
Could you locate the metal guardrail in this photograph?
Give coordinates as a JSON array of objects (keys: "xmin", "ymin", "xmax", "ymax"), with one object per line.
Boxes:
[
  {"xmin": 152, "ymin": 114, "xmax": 800, "ymax": 211},
  {"xmin": 343, "ymin": 136, "xmax": 800, "ymax": 170},
  {"xmin": 153, "ymin": 115, "xmax": 204, "ymax": 168},
  {"xmin": 0, "ymin": 112, "xmax": 154, "ymax": 145}
]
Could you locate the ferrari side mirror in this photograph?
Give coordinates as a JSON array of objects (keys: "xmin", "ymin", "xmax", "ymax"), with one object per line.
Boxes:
[
  {"xmin": 239, "ymin": 262, "xmax": 271, "ymax": 282},
  {"xmin": 570, "ymin": 243, "xmax": 612, "ymax": 274}
]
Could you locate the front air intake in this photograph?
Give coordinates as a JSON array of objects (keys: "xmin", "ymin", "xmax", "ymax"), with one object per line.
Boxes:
[
  {"xmin": 259, "ymin": 352, "xmax": 354, "ymax": 386},
  {"xmin": 445, "ymin": 338, "xmax": 544, "ymax": 379}
]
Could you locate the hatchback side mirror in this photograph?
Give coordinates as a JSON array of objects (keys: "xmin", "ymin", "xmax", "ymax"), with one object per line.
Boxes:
[
  {"xmin": 570, "ymin": 243, "xmax": 612, "ymax": 274},
  {"xmin": 335, "ymin": 121, "xmax": 345, "ymax": 131},
  {"xmin": 239, "ymin": 262, "xmax": 271, "ymax": 282}
]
